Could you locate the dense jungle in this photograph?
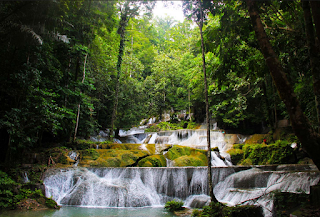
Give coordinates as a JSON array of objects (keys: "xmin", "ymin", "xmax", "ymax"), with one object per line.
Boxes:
[{"xmin": 1, "ymin": 0, "xmax": 320, "ymax": 216}]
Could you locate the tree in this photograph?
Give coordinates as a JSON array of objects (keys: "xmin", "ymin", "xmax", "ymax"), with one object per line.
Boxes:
[
  {"xmin": 247, "ymin": 0, "xmax": 320, "ymax": 169},
  {"xmin": 110, "ymin": 0, "xmax": 154, "ymax": 139},
  {"xmin": 183, "ymin": 0, "xmax": 218, "ymax": 204}
]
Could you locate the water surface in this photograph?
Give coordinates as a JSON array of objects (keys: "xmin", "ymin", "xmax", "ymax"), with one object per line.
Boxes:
[{"xmin": 0, "ymin": 206, "xmax": 176, "ymax": 217}]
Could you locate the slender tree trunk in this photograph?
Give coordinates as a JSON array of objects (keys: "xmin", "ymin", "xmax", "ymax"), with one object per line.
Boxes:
[
  {"xmin": 5, "ymin": 135, "xmax": 11, "ymax": 163},
  {"xmin": 247, "ymin": 0, "xmax": 320, "ymax": 170},
  {"xmin": 262, "ymin": 76, "xmax": 273, "ymax": 129},
  {"xmin": 73, "ymin": 53, "xmax": 88, "ymax": 142},
  {"xmin": 310, "ymin": 1, "xmax": 320, "ymax": 42},
  {"xmin": 110, "ymin": 29, "xmax": 126, "ymax": 139},
  {"xmin": 110, "ymin": 2, "xmax": 130, "ymax": 140},
  {"xmin": 198, "ymin": 4, "xmax": 217, "ymax": 203},
  {"xmin": 302, "ymin": 1, "xmax": 320, "ymax": 132}
]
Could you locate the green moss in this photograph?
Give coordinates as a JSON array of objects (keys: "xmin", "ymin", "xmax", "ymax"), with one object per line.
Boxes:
[
  {"xmin": 245, "ymin": 134, "xmax": 268, "ymax": 144},
  {"xmin": 138, "ymin": 155, "xmax": 166, "ymax": 167},
  {"xmin": 81, "ymin": 148, "xmax": 99, "ymax": 160},
  {"xmin": 230, "ymin": 140, "xmax": 296, "ymax": 165},
  {"xmin": 165, "ymin": 145, "xmax": 192, "ymax": 160},
  {"xmin": 79, "ymin": 149, "xmax": 149, "ymax": 167},
  {"xmin": 146, "ymin": 144, "xmax": 156, "ymax": 155},
  {"xmin": 165, "ymin": 145, "xmax": 207, "ymax": 167},
  {"xmin": 174, "ymin": 155, "xmax": 206, "ymax": 166},
  {"xmin": 227, "ymin": 148, "xmax": 244, "ymax": 165}
]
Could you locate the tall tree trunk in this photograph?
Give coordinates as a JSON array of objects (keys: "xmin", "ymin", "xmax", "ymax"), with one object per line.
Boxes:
[
  {"xmin": 310, "ymin": 1, "xmax": 320, "ymax": 42},
  {"xmin": 247, "ymin": 0, "xmax": 320, "ymax": 170},
  {"xmin": 303, "ymin": 1, "xmax": 320, "ymax": 132},
  {"xmin": 73, "ymin": 53, "xmax": 88, "ymax": 141},
  {"xmin": 110, "ymin": 2, "xmax": 130, "ymax": 140},
  {"xmin": 198, "ymin": 3, "xmax": 217, "ymax": 203}
]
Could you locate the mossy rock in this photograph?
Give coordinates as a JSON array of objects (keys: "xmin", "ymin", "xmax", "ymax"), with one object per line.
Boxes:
[
  {"xmin": 227, "ymin": 148, "xmax": 244, "ymax": 165},
  {"xmin": 79, "ymin": 149, "xmax": 149, "ymax": 167},
  {"xmin": 245, "ymin": 134, "xmax": 268, "ymax": 144},
  {"xmin": 165, "ymin": 145, "xmax": 207, "ymax": 167},
  {"xmin": 138, "ymin": 155, "xmax": 166, "ymax": 167},
  {"xmin": 165, "ymin": 145, "xmax": 192, "ymax": 160},
  {"xmin": 222, "ymin": 205, "xmax": 263, "ymax": 217},
  {"xmin": 81, "ymin": 148, "xmax": 100, "ymax": 160},
  {"xmin": 174, "ymin": 155, "xmax": 206, "ymax": 167},
  {"xmin": 233, "ymin": 140, "xmax": 296, "ymax": 165},
  {"xmin": 145, "ymin": 144, "xmax": 156, "ymax": 155}
]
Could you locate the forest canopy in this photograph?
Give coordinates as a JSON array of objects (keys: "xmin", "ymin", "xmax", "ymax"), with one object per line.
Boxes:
[{"xmin": 0, "ymin": 0, "xmax": 319, "ymax": 166}]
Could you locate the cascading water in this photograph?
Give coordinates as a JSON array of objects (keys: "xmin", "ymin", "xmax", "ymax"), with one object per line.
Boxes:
[
  {"xmin": 44, "ymin": 124, "xmax": 320, "ymax": 216},
  {"xmin": 142, "ymin": 130, "xmax": 232, "ymax": 167},
  {"xmin": 43, "ymin": 166, "xmax": 319, "ymax": 216}
]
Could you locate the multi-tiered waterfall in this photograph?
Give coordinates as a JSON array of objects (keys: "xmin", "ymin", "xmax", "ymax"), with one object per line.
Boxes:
[
  {"xmin": 121, "ymin": 129, "xmax": 233, "ymax": 167},
  {"xmin": 44, "ymin": 166, "xmax": 319, "ymax": 216},
  {"xmin": 44, "ymin": 127, "xmax": 320, "ymax": 217}
]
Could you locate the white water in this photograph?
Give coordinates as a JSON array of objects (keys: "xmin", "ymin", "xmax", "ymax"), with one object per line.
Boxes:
[
  {"xmin": 22, "ymin": 172, "xmax": 30, "ymax": 183},
  {"xmin": 143, "ymin": 130, "xmax": 231, "ymax": 167},
  {"xmin": 44, "ymin": 166, "xmax": 319, "ymax": 216}
]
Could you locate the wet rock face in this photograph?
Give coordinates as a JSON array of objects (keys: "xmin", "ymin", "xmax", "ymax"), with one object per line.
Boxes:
[{"xmin": 186, "ymin": 195, "xmax": 210, "ymax": 208}]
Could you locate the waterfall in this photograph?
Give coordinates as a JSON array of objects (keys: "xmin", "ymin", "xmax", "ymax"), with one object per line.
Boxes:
[
  {"xmin": 22, "ymin": 172, "xmax": 30, "ymax": 183},
  {"xmin": 143, "ymin": 130, "xmax": 230, "ymax": 167},
  {"xmin": 43, "ymin": 166, "xmax": 319, "ymax": 216}
]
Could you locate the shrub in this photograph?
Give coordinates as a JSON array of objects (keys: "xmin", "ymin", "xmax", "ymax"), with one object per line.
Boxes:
[
  {"xmin": 0, "ymin": 170, "xmax": 17, "ymax": 208},
  {"xmin": 191, "ymin": 209, "xmax": 202, "ymax": 217},
  {"xmin": 164, "ymin": 200, "xmax": 184, "ymax": 212},
  {"xmin": 45, "ymin": 197, "xmax": 59, "ymax": 209}
]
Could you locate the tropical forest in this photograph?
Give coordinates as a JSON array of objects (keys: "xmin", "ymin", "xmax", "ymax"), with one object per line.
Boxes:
[{"xmin": 0, "ymin": 0, "xmax": 320, "ymax": 216}]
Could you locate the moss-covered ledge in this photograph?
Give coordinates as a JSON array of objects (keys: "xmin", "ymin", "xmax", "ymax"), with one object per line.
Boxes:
[
  {"xmin": 165, "ymin": 145, "xmax": 207, "ymax": 167},
  {"xmin": 79, "ymin": 149, "xmax": 150, "ymax": 167}
]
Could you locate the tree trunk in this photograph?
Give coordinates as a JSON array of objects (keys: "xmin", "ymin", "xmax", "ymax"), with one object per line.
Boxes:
[
  {"xmin": 247, "ymin": 0, "xmax": 320, "ymax": 170},
  {"xmin": 310, "ymin": 1, "xmax": 320, "ymax": 43},
  {"xmin": 198, "ymin": 3, "xmax": 217, "ymax": 203},
  {"xmin": 303, "ymin": 1, "xmax": 320, "ymax": 132},
  {"xmin": 110, "ymin": 2, "xmax": 130, "ymax": 140},
  {"xmin": 73, "ymin": 53, "xmax": 88, "ymax": 142}
]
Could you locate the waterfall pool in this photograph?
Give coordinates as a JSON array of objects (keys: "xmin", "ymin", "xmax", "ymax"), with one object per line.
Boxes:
[{"xmin": 0, "ymin": 206, "xmax": 177, "ymax": 217}]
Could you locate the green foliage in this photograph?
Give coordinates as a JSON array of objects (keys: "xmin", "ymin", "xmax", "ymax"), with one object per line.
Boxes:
[
  {"xmin": 201, "ymin": 202, "xmax": 224, "ymax": 217},
  {"xmin": 273, "ymin": 191, "xmax": 309, "ymax": 217},
  {"xmin": 164, "ymin": 200, "xmax": 184, "ymax": 212},
  {"xmin": 45, "ymin": 197, "xmax": 58, "ymax": 209},
  {"xmin": 191, "ymin": 209, "xmax": 202, "ymax": 217},
  {"xmin": 145, "ymin": 121, "xmax": 198, "ymax": 132},
  {"xmin": 0, "ymin": 170, "xmax": 17, "ymax": 208},
  {"xmin": 195, "ymin": 202, "xmax": 263, "ymax": 217},
  {"xmin": 227, "ymin": 148, "xmax": 244, "ymax": 165},
  {"xmin": 0, "ymin": 170, "xmax": 55, "ymax": 209}
]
